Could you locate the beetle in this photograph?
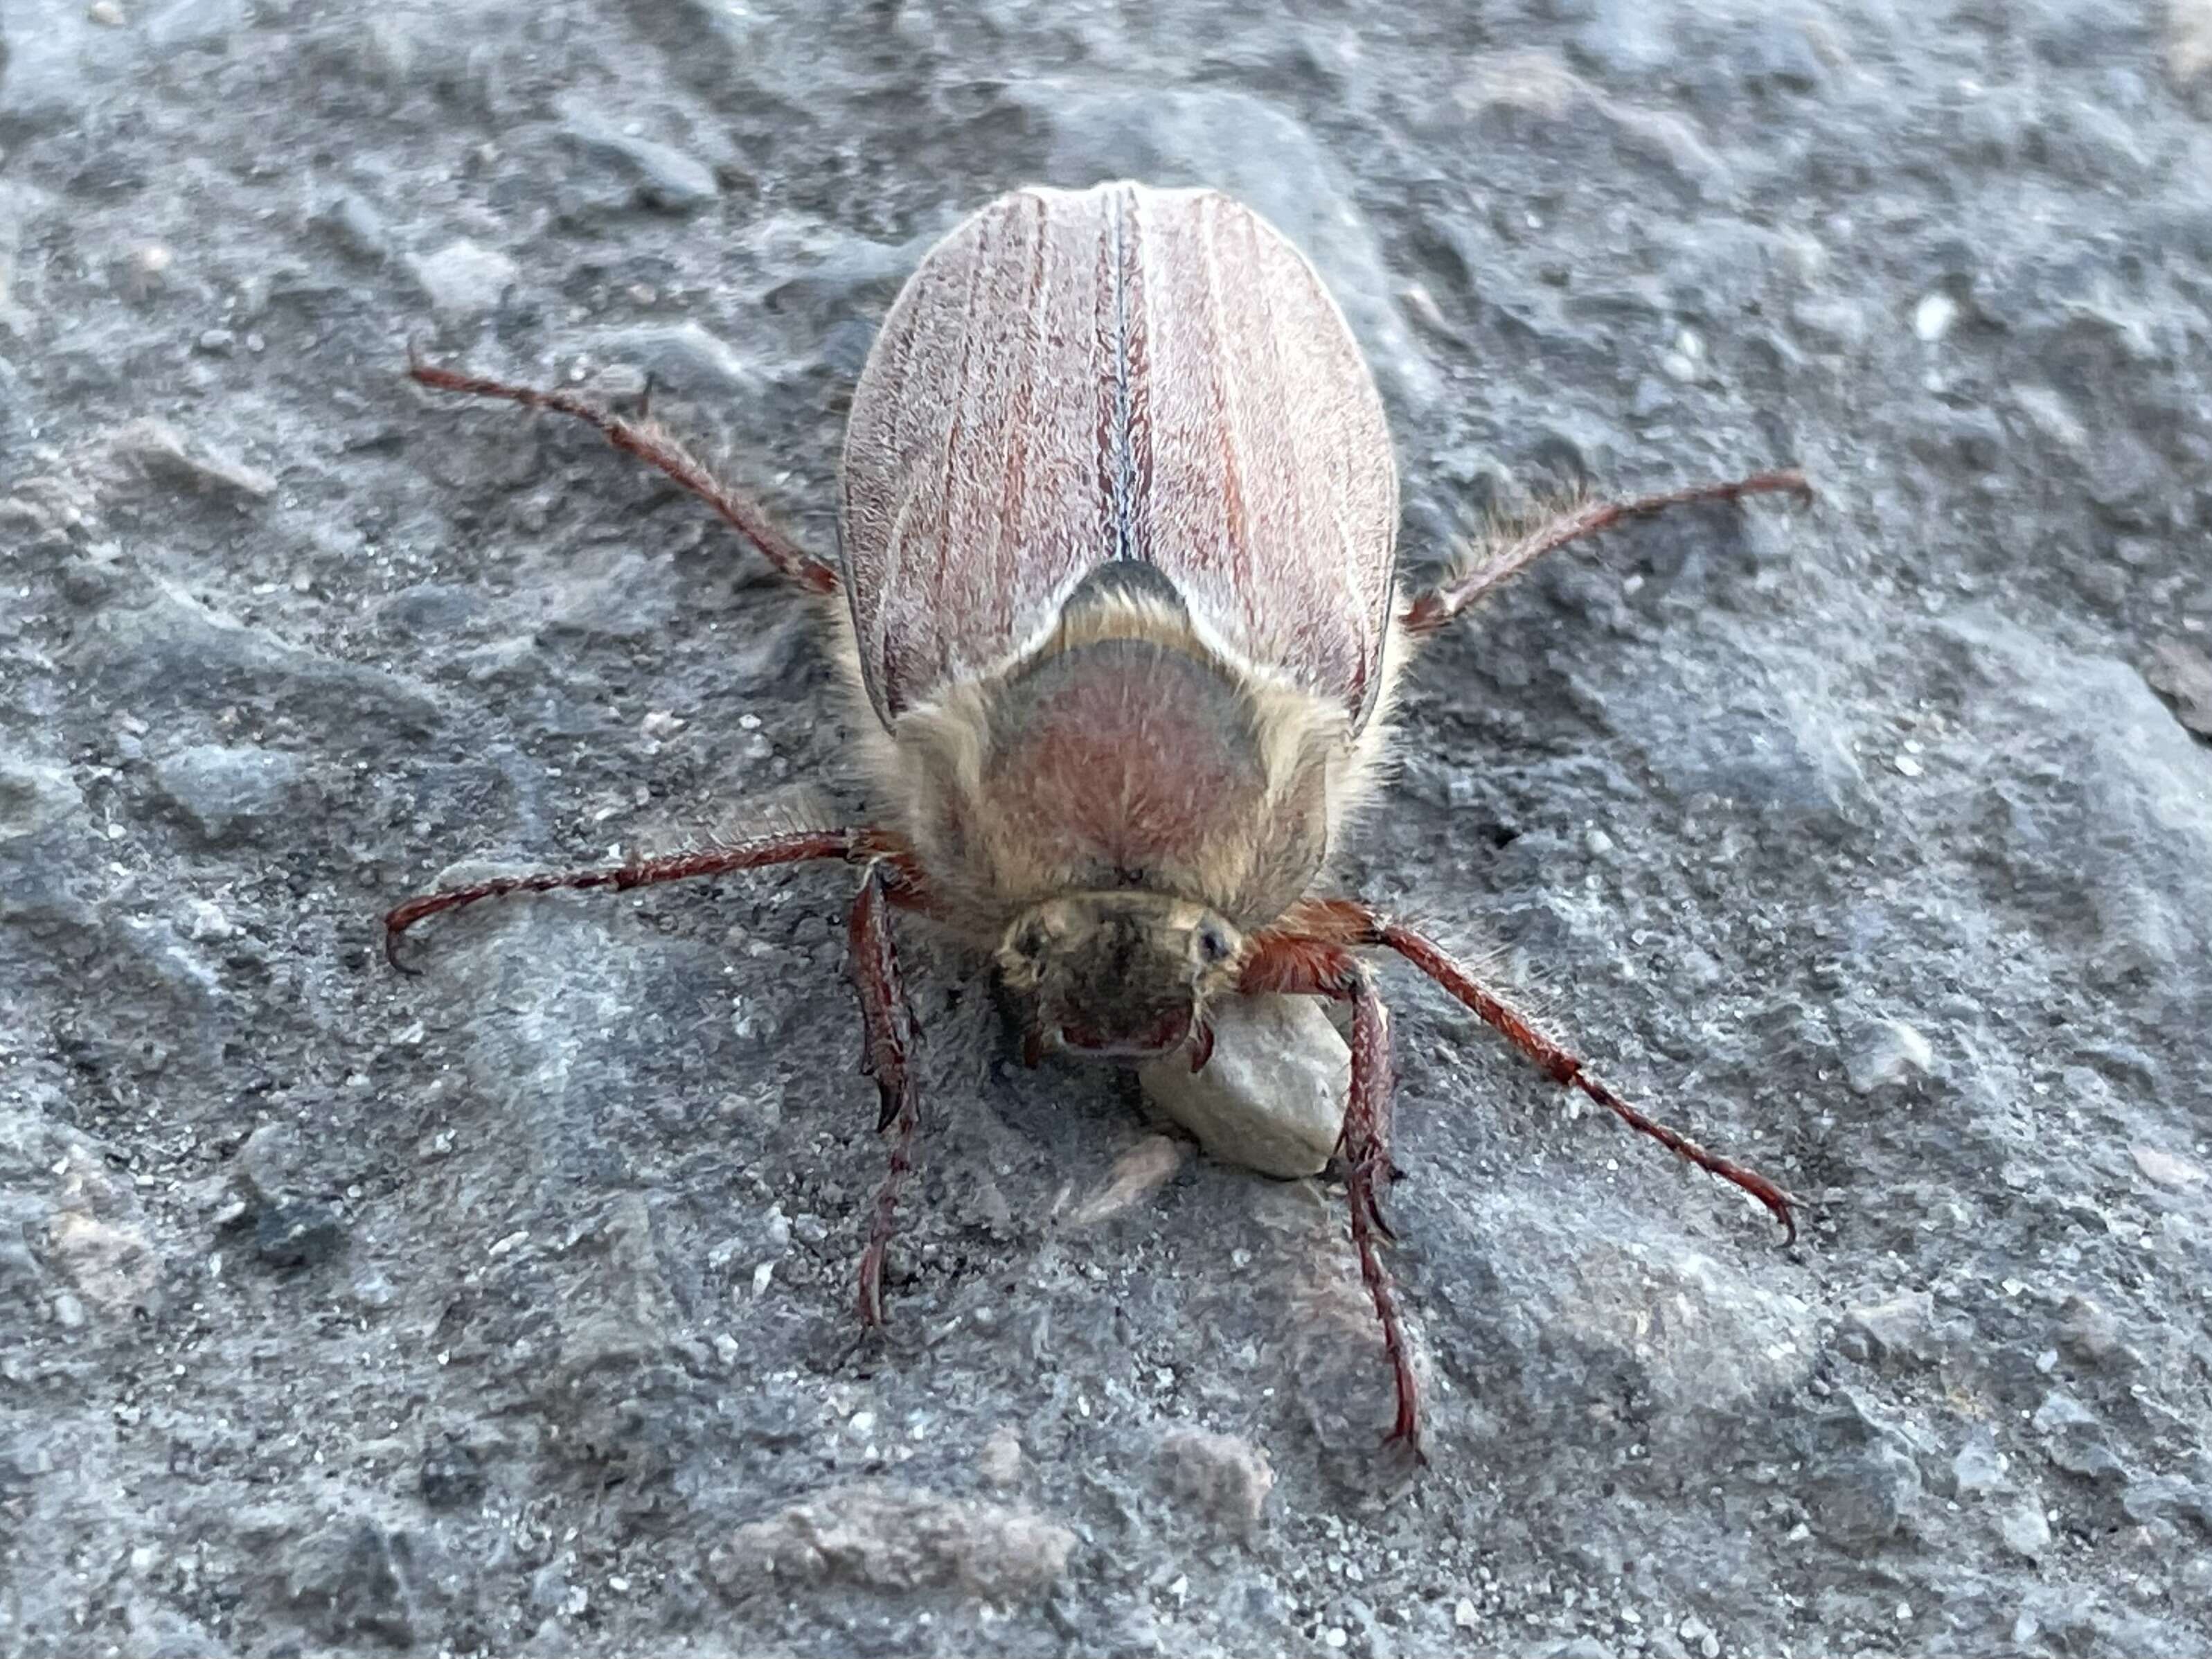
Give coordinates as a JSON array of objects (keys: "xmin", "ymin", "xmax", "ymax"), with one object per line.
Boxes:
[{"xmin": 387, "ymin": 181, "xmax": 1809, "ymax": 1452}]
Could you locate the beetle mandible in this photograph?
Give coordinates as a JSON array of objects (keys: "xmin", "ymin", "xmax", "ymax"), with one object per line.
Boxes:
[{"xmin": 388, "ymin": 181, "xmax": 1810, "ymax": 1453}]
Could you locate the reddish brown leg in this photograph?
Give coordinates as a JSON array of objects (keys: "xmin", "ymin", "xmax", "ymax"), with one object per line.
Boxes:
[
  {"xmin": 1280, "ymin": 899, "xmax": 1796, "ymax": 1241},
  {"xmin": 1240, "ymin": 935, "xmax": 1422, "ymax": 1455},
  {"xmin": 407, "ymin": 352, "xmax": 842, "ymax": 596},
  {"xmin": 849, "ymin": 862, "xmax": 922, "ymax": 1327},
  {"xmin": 382, "ymin": 827, "xmax": 922, "ymax": 969},
  {"xmin": 1399, "ymin": 470, "xmax": 1812, "ymax": 638}
]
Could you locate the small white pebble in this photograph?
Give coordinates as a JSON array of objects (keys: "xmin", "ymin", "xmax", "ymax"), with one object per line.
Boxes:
[
  {"xmin": 185, "ymin": 898, "xmax": 233, "ymax": 939},
  {"xmin": 1914, "ymin": 292, "xmax": 1958, "ymax": 341},
  {"xmin": 1893, "ymin": 753, "xmax": 1924, "ymax": 777},
  {"xmin": 751, "ymin": 1261, "xmax": 774, "ymax": 1297},
  {"xmin": 1455, "ymin": 1597, "xmax": 1478, "ymax": 1629},
  {"xmin": 1324, "ymin": 1631, "xmax": 1348, "ymax": 1650}
]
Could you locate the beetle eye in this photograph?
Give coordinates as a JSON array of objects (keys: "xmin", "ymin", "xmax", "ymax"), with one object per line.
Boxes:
[
  {"xmin": 1015, "ymin": 921, "xmax": 1049, "ymax": 958},
  {"xmin": 1197, "ymin": 923, "xmax": 1233, "ymax": 965}
]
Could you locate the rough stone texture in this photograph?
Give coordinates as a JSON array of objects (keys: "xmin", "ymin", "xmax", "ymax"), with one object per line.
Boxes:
[
  {"xmin": 706, "ymin": 1483, "xmax": 1076, "ymax": 1602},
  {"xmin": 3, "ymin": 1, "xmax": 2210, "ymax": 1656},
  {"xmin": 1157, "ymin": 1427, "xmax": 1278, "ymax": 1536}
]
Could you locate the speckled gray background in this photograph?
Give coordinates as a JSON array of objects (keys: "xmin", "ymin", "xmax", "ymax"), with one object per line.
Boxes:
[{"xmin": 5, "ymin": 1, "xmax": 2212, "ymax": 1654}]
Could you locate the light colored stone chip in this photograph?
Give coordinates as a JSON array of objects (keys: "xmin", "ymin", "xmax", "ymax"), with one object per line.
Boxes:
[{"xmin": 1139, "ymin": 993, "xmax": 1347, "ymax": 1178}]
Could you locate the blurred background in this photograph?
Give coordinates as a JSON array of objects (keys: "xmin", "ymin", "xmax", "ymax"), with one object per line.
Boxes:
[{"xmin": 3, "ymin": 2, "xmax": 2209, "ymax": 1654}]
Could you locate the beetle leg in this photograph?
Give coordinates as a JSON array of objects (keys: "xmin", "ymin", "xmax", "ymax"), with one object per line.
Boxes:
[
  {"xmin": 1238, "ymin": 935, "xmax": 1423, "ymax": 1455},
  {"xmin": 383, "ymin": 827, "xmax": 922, "ymax": 970},
  {"xmin": 1276, "ymin": 898, "xmax": 1798, "ymax": 1243},
  {"xmin": 406, "ymin": 351, "xmax": 842, "ymax": 596},
  {"xmin": 849, "ymin": 860, "xmax": 922, "ymax": 1327},
  {"xmin": 1398, "ymin": 469, "xmax": 1812, "ymax": 639}
]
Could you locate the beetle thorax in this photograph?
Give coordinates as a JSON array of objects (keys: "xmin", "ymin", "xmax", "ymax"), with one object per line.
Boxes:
[{"xmin": 878, "ymin": 563, "xmax": 1360, "ymax": 947}]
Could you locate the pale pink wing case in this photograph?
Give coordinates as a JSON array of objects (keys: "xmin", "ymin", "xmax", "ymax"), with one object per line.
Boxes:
[{"xmin": 840, "ymin": 182, "xmax": 1399, "ymax": 729}]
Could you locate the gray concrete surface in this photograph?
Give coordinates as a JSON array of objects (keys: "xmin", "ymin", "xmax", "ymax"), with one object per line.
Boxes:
[{"xmin": 5, "ymin": 1, "xmax": 2212, "ymax": 1653}]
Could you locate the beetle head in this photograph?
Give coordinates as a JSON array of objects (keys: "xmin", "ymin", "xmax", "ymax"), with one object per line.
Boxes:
[{"xmin": 997, "ymin": 892, "xmax": 1244, "ymax": 1069}]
